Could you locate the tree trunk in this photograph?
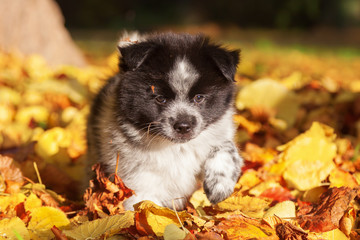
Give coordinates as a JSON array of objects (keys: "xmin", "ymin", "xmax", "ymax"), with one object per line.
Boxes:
[{"xmin": 0, "ymin": 0, "xmax": 87, "ymax": 67}]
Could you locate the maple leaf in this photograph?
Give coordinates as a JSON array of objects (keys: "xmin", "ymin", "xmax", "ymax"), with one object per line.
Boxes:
[{"xmin": 297, "ymin": 186, "xmax": 360, "ymax": 232}]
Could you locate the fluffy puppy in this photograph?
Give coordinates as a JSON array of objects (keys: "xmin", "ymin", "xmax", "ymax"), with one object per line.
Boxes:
[{"xmin": 86, "ymin": 32, "xmax": 243, "ymax": 210}]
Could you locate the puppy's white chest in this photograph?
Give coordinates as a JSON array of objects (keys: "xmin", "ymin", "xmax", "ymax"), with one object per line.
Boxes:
[{"xmin": 122, "ymin": 142, "xmax": 206, "ymax": 207}]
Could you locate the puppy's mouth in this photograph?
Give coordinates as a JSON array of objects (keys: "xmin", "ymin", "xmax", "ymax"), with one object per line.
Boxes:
[
  {"xmin": 148, "ymin": 126, "xmax": 197, "ymax": 144},
  {"xmin": 170, "ymin": 132, "xmax": 195, "ymax": 143}
]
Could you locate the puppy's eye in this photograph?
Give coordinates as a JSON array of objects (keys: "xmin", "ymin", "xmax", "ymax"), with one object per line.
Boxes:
[
  {"xmin": 155, "ymin": 95, "xmax": 167, "ymax": 104},
  {"xmin": 193, "ymin": 94, "xmax": 205, "ymax": 104}
]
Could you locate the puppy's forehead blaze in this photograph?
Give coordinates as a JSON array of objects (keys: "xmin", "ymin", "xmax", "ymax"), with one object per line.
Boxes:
[{"xmin": 168, "ymin": 57, "xmax": 199, "ymax": 96}]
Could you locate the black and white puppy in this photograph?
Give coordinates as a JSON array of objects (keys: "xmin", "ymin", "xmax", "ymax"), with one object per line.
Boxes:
[{"xmin": 86, "ymin": 32, "xmax": 243, "ymax": 210}]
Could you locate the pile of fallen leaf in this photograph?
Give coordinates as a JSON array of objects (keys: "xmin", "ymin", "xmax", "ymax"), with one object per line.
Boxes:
[{"xmin": 1, "ymin": 46, "xmax": 360, "ymax": 239}]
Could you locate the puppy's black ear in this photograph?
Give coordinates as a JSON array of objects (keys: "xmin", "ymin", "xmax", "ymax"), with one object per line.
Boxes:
[
  {"xmin": 207, "ymin": 46, "xmax": 240, "ymax": 82},
  {"xmin": 118, "ymin": 42, "xmax": 157, "ymax": 71}
]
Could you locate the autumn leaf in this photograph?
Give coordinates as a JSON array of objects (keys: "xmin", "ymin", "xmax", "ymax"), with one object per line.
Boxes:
[
  {"xmin": 63, "ymin": 211, "xmax": 134, "ymax": 240},
  {"xmin": 264, "ymin": 200, "xmax": 296, "ymax": 219},
  {"xmin": 214, "ymin": 213, "xmax": 278, "ymax": 240},
  {"xmin": 215, "ymin": 195, "xmax": 271, "ymax": 218},
  {"xmin": 28, "ymin": 206, "xmax": 70, "ymax": 239},
  {"xmin": 236, "ymin": 78, "xmax": 300, "ymax": 128},
  {"xmin": 277, "ymin": 122, "xmax": 337, "ymax": 191},
  {"xmin": 134, "ymin": 200, "xmax": 192, "ymax": 237},
  {"xmin": 329, "ymin": 168, "xmax": 358, "ymax": 188},
  {"xmin": 83, "ymin": 163, "xmax": 134, "ymax": 218},
  {"xmin": 0, "ymin": 155, "xmax": 24, "ymax": 193},
  {"xmin": 163, "ymin": 224, "xmax": 188, "ymax": 240},
  {"xmin": 297, "ymin": 187, "xmax": 359, "ymax": 232},
  {"xmin": 275, "ymin": 221, "xmax": 308, "ymax": 240},
  {"xmin": 0, "ymin": 217, "xmax": 30, "ymax": 240}
]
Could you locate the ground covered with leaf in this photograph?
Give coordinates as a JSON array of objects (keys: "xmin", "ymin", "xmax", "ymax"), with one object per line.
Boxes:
[{"xmin": 1, "ymin": 43, "xmax": 360, "ymax": 239}]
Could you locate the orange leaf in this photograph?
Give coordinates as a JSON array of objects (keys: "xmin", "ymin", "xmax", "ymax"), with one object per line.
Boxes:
[
  {"xmin": 260, "ymin": 186, "xmax": 295, "ymax": 203},
  {"xmin": 214, "ymin": 214, "xmax": 278, "ymax": 240},
  {"xmin": 329, "ymin": 168, "xmax": 358, "ymax": 188}
]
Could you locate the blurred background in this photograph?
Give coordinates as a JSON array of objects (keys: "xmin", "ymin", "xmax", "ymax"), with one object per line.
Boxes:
[
  {"xmin": 1, "ymin": 0, "xmax": 360, "ymax": 199},
  {"xmin": 55, "ymin": 0, "xmax": 360, "ymax": 59},
  {"xmin": 56, "ymin": 0, "xmax": 360, "ymax": 29}
]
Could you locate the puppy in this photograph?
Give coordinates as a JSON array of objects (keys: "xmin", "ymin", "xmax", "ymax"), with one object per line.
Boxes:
[{"xmin": 86, "ymin": 32, "xmax": 243, "ymax": 210}]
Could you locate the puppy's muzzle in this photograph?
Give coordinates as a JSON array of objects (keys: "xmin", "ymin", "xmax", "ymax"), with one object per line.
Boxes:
[{"xmin": 171, "ymin": 114, "xmax": 197, "ymax": 140}]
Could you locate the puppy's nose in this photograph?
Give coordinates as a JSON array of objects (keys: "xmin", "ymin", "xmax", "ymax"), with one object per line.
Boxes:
[{"xmin": 173, "ymin": 122, "xmax": 191, "ymax": 134}]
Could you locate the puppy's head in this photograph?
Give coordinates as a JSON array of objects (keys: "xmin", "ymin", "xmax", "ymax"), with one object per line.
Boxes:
[{"xmin": 116, "ymin": 33, "xmax": 240, "ymax": 143}]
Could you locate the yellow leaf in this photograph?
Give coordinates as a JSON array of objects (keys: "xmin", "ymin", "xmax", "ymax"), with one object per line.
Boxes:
[
  {"xmin": 0, "ymin": 217, "xmax": 30, "ymax": 240},
  {"xmin": 281, "ymin": 71, "xmax": 305, "ymax": 90},
  {"xmin": 329, "ymin": 168, "xmax": 358, "ymax": 188},
  {"xmin": 24, "ymin": 193, "xmax": 42, "ymax": 211},
  {"xmin": 189, "ymin": 189, "xmax": 211, "ymax": 210},
  {"xmin": 15, "ymin": 106, "xmax": 49, "ymax": 125},
  {"xmin": 0, "ymin": 123, "xmax": 33, "ymax": 149},
  {"xmin": 35, "ymin": 127, "xmax": 71, "ymax": 163},
  {"xmin": 0, "ymin": 193, "xmax": 26, "ymax": 212},
  {"xmin": 235, "ymin": 170, "xmax": 261, "ymax": 191},
  {"xmin": 0, "ymin": 86, "xmax": 21, "ymax": 105},
  {"xmin": 249, "ymin": 181, "xmax": 280, "ymax": 196},
  {"xmin": 135, "ymin": 201, "xmax": 191, "ymax": 237},
  {"xmin": 61, "ymin": 106, "xmax": 79, "ymax": 124},
  {"xmin": 28, "ymin": 206, "xmax": 70, "ymax": 240},
  {"xmin": 309, "ymin": 228, "xmax": 348, "ymax": 240},
  {"xmin": 236, "ymin": 78, "xmax": 299, "ymax": 128},
  {"xmin": 278, "ymin": 122, "xmax": 336, "ymax": 191},
  {"xmin": 215, "ymin": 195, "xmax": 270, "ymax": 218},
  {"xmin": 0, "ymin": 104, "xmax": 15, "ymax": 124},
  {"xmin": 302, "ymin": 186, "xmax": 327, "ymax": 203},
  {"xmin": 63, "ymin": 211, "xmax": 134, "ymax": 240},
  {"xmin": 263, "ymin": 200, "xmax": 296, "ymax": 219},
  {"xmin": 233, "ymin": 114, "xmax": 261, "ymax": 134}
]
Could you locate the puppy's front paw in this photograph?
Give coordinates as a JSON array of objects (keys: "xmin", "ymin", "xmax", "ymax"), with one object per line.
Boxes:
[{"xmin": 203, "ymin": 177, "xmax": 235, "ymax": 204}]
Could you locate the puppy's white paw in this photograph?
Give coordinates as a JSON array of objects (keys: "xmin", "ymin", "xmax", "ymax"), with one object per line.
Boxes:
[{"xmin": 203, "ymin": 177, "xmax": 235, "ymax": 204}]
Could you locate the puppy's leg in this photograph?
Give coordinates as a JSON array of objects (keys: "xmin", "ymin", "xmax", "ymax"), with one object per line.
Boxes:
[{"xmin": 203, "ymin": 141, "xmax": 243, "ymax": 204}]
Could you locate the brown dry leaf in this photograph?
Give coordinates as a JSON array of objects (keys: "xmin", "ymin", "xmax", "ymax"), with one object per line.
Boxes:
[
  {"xmin": 195, "ymin": 231, "xmax": 223, "ymax": 240},
  {"xmin": 276, "ymin": 221, "xmax": 308, "ymax": 240},
  {"xmin": 51, "ymin": 226, "xmax": 69, "ymax": 240},
  {"xmin": 214, "ymin": 213, "xmax": 278, "ymax": 240},
  {"xmin": 297, "ymin": 187, "xmax": 359, "ymax": 232},
  {"xmin": 277, "ymin": 122, "xmax": 337, "ymax": 191},
  {"xmin": 0, "ymin": 155, "xmax": 24, "ymax": 193},
  {"xmin": 84, "ymin": 163, "xmax": 134, "ymax": 218}
]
